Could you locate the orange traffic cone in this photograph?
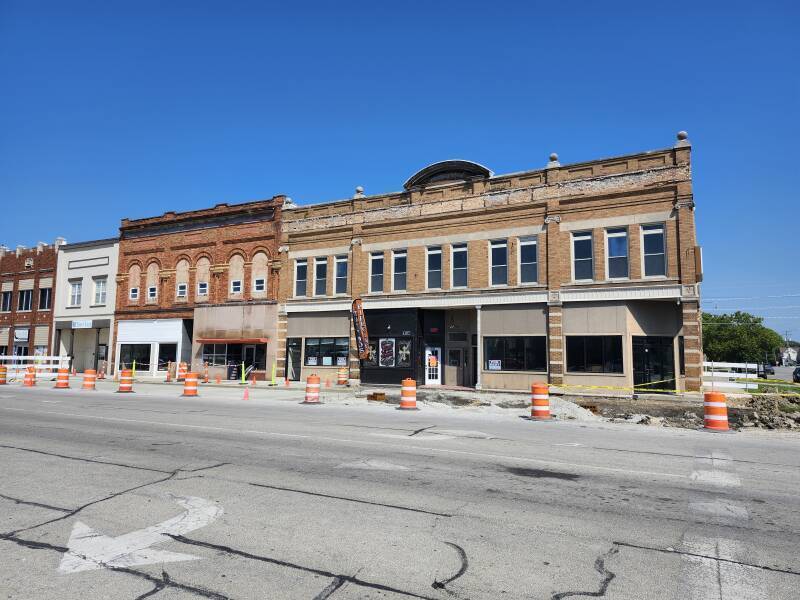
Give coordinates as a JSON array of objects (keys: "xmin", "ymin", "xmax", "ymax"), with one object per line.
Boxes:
[
  {"xmin": 215, "ymin": 375, "xmax": 221, "ymax": 384},
  {"xmin": 243, "ymin": 387, "xmax": 249, "ymax": 401}
]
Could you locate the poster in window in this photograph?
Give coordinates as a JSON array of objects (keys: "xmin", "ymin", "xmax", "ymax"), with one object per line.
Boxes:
[
  {"xmin": 379, "ymin": 338, "xmax": 395, "ymax": 367},
  {"xmin": 337, "ymin": 356, "xmax": 347, "ymax": 366},
  {"xmin": 488, "ymin": 359, "xmax": 502, "ymax": 371},
  {"xmin": 307, "ymin": 356, "xmax": 318, "ymax": 366},
  {"xmin": 364, "ymin": 341, "xmax": 378, "ymax": 367},
  {"xmin": 396, "ymin": 339, "xmax": 411, "ymax": 368},
  {"xmin": 322, "ymin": 356, "xmax": 333, "ymax": 366}
]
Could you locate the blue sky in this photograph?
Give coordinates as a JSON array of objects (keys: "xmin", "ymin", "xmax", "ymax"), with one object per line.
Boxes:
[{"xmin": 1, "ymin": 1, "xmax": 798, "ymax": 338}]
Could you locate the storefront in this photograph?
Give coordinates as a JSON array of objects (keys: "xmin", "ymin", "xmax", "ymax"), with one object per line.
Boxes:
[
  {"xmin": 115, "ymin": 318, "xmax": 192, "ymax": 376},
  {"xmin": 284, "ymin": 311, "xmax": 350, "ymax": 383},
  {"xmin": 54, "ymin": 319, "xmax": 111, "ymax": 372}
]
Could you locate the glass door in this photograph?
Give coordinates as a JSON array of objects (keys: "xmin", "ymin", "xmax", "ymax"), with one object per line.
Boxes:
[
  {"xmin": 425, "ymin": 346, "xmax": 441, "ymax": 386},
  {"xmin": 286, "ymin": 338, "xmax": 302, "ymax": 381},
  {"xmin": 633, "ymin": 336, "xmax": 676, "ymax": 392}
]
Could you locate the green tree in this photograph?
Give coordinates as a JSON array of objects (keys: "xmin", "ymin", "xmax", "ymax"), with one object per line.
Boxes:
[{"xmin": 702, "ymin": 312, "xmax": 785, "ymax": 363}]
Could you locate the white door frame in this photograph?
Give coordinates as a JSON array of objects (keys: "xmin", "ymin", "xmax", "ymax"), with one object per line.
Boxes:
[{"xmin": 424, "ymin": 346, "xmax": 442, "ymax": 386}]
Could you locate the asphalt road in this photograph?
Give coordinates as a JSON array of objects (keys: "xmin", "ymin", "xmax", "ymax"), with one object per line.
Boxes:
[{"xmin": 1, "ymin": 383, "xmax": 799, "ymax": 599}]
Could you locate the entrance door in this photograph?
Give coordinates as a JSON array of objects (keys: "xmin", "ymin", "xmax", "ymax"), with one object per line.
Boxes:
[
  {"xmin": 243, "ymin": 345, "xmax": 256, "ymax": 369},
  {"xmin": 425, "ymin": 346, "xmax": 441, "ymax": 386},
  {"xmin": 448, "ymin": 348, "xmax": 464, "ymax": 387},
  {"xmin": 633, "ymin": 336, "xmax": 676, "ymax": 392},
  {"xmin": 286, "ymin": 338, "xmax": 302, "ymax": 381}
]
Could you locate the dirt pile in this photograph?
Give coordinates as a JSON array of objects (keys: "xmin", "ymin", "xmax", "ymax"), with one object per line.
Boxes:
[{"xmin": 739, "ymin": 395, "xmax": 800, "ymax": 430}]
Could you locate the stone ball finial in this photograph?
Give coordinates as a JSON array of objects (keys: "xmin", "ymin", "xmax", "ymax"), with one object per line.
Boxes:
[
  {"xmin": 549, "ymin": 153, "xmax": 559, "ymax": 162},
  {"xmin": 677, "ymin": 131, "xmax": 688, "ymax": 141},
  {"xmin": 355, "ymin": 186, "xmax": 364, "ymax": 194}
]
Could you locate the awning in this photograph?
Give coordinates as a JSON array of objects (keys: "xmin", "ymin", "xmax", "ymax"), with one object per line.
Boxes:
[{"xmin": 196, "ymin": 338, "xmax": 269, "ymax": 344}]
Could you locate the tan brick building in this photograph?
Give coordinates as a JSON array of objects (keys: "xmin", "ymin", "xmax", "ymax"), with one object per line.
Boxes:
[
  {"xmin": 277, "ymin": 132, "xmax": 703, "ymax": 392},
  {"xmin": 0, "ymin": 239, "xmax": 65, "ymax": 358},
  {"xmin": 113, "ymin": 198, "xmax": 284, "ymax": 380}
]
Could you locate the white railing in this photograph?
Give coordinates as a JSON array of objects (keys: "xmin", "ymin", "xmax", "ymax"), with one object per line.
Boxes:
[
  {"xmin": 702, "ymin": 361, "xmax": 758, "ymax": 391},
  {"xmin": 0, "ymin": 355, "xmax": 72, "ymax": 381}
]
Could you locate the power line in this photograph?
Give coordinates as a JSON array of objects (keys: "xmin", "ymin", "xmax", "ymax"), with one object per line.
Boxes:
[{"xmin": 702, "ymin": 293, "xmax": 800, "ymax": 301}]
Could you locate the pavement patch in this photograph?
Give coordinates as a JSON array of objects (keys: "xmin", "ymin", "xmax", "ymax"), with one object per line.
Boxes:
[{"xmin": 506, "ymin": 467, "xmax": 580, "ymax": 481}]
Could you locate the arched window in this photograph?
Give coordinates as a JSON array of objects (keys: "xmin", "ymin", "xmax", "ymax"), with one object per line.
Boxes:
[
  {"xmin": 146, "ymin": 262, "xmax": 159, "ymax": 302},
  {"xmin": 228, "ymin": 254, "xmax": 245, "ymax": 296},
  {"xmin": 128, "ymin": 264, "xmax": 141, "ymax": 302},
  {"xmin": 251, "ymin": 252, "xmax": 269, "ymax": 296},
  {"xmin": 196, "ymin": 257, "xmax": 211, "ymax": 299},
  {"xmin": 175, "ymin": 259, "xmax": 190, "ymax": 300}
]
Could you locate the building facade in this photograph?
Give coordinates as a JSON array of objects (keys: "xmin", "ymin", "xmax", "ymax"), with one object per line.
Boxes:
[
  {"xmin": 277, "ymin": 132, "xmax": 703, "ymax": 392},
  {"xmin": 0, "ymin": 239, "xmax": 65, "ymax": 358},
  {"xmin": 112, "ymin": 199, "xmax": 283, "ymax": 379},
  {"xmin": 52, "ymin": 238, "xmax": 119, "ymax": 373}
]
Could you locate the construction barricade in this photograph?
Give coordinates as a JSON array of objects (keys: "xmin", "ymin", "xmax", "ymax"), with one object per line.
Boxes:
[
  {"xmin": 398, "ymin": 378, "xmax": 419, "ymax": 410},
  {"xmin": 82, "ymin": 369, "xmax": 97, "ymax": 391},
  {"xmin": 118, "ymin": 369, "xmax": 134, "ymax": 393},
  {"xmin": 531, "ymin": 383, "xmax": 551, "ymax": 420},
  {"xmin": 54, "ymin": 368, "xmax": 70, "ymax": 389},
  {"xmin": 302, "ymin": 374, "xmax": 321, "ymax": 404},
  {"xmin": 182, "ymin": 372, "xmax": 199, "ymax": 397}
]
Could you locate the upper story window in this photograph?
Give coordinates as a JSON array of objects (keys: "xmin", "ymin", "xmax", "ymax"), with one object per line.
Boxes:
[
  {"xmin": 572, "ymin": 231, "xmax": 593, "ymax": 281},
  {"xmin": 129, "ymin": 287, "xmax": 139, "ymax": 300},
  {"xmin": 427, "ymin": 246, "xmax": 442, "ymax": 289},
  {"xmin": 314, "ymin": 257, "xmax": 327, "ymax": 296},
  {"xmin": 251, "ymin": 252, "xmax": 269, "ymax": 295},
  {"xmin": 519, "ymin": 237, "xmax": 538, "ymax": 284},
  {"xmin": 69, "ymin": 280, "xmax": 82, "ymax": 307},
  {"xmin": 393, "ymin": 250, "xmax": 407, "ymax": 292},
  {"xmin": 176, "ymin": 283, "xmax": 188, "ymax": 299},
  {"xmin": 642, "ymin": 224, "xmax": 666, "ymax": 277},
  {"xmin": 18, "ymin": 289, "xmax": 33, "ymax": 311},
  {"xmin": 148, "ymin": 286, "xmax": 157, "ymax": 300},
  {"xmin": 38, "ymin": 287, "xmax": 52, "ymax": 310},
  {"xmin": 128, "ymin": 264, "xmax": 141, "ymax": 302},
  {"xmin": 335, "ymin": 255, "xmax": 348, "ymax": 295},
  {"xmin": 230, "ymin": 279, "xmax": 242, "ymax": 294},
  {"xmin": 197, "ymin": 281, "xmax": 208, "ymax": 297},
  {"xmin": 370, "ymin": 252, "xmax": 384, "ymax": 293},
  {"xmin": 196, "ymin": 257, "xmax": 211, "ymax": 299},
  {"xmin": 451, "ymin": 244, "xmax": 468, "ymax": 288},
  {"xmin": 93, "ymin": 277, "xmax": 108, "ymax": 305},
  {"xmin": 295, "ymin": 259, "xmax": 308, "ymax": 296},
  {"xmin": 606, "ymin": 228, "xmax": 628, "ymax": 280},
  {"xmin": 490, "ymin": 240, "xmax": 508, "ymax": 286},
  {"xmin": 1, "ymin": 290, "xmax": 11, "ymax": 312},
  {"xmin": 253, "ymin": 277, "xmax": 266, "ymax": 293}
]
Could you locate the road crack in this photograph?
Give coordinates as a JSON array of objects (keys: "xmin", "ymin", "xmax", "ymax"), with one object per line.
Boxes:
[
  {"xmin": 0, "ymin": 443, "xmax": 173, "ymax": 474},
  {"xmin": 0, "ymin": 493, "xmax": 72, "ymax": 513},
  {"xmin": 168, "ymin": 534, "xmax": 440, "ymax": 600},
  {"xmin": 551, "ymin": 544, "xmax": 618, "ymax": 599}
]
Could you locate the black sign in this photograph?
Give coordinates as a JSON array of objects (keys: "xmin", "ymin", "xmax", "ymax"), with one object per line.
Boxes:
[{"xmin": 351, "ymin": 298, "xmax": 370, "ymax": 359}]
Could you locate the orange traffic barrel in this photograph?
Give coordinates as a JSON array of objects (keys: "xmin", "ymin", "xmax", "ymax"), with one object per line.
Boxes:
[
  {"xmin": 182, "ymin": 372, "xmax": 199, "ymax": 397},
  {"xmin": 302, "ymin": 374, "xmax": 321, "ymax": 404},
  {"xmin": 703, "ymin": 391, "xmax": 730, "ymax": 432},
  {"xmin": 97, "ymin": 361, "xmax": 107, "ymax": 379},
  {"xmin": 54, "ymin": 368, "xmax": 70, "ymax": 389},
  {"xmin": 531, "ymin": 383, "xmax": 551, "ymax": 420},
  {"xmin": 203, "ymin": 362, "xmax": 209, "ymax": 383},
  {"xmin": 398, "ymin": 378, "xmax": 419, "ymax": 410},
  {"xmin": 118, "ymin": 369, "xmax": 134, "ymax": 393},
  {"xmin": 82, "ymin": 369, "xmax": 97, "ymax": 391},
  {"xmin": 177, "ymin": 362, "xmax": 187, "ymax": 382},
  {"xmin": 23, "ymin": 367, "xmax": 36, "ymax": 387},
  {"xmin": 0, "ymin": 365, "xmax": 7, "ymax": 385},
  {"xmin": 337, "ymin": 367, "xmax": 348, "ymax": 386}
]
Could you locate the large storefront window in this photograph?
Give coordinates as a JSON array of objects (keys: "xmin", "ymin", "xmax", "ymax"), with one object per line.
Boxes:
[
  {"xmin": 304, "ymin": 337, "xmax": 349, "ymax": 367},
  {"xmin": 484, "ymin": 336, "xmax": 546, "ymax": 371},
  {"xmin": 566, "ymin": 336, "xmax": 623, "ymax": 374},
  {"xmin": 157, "ymin": 344, "xmax": 177, "ymax": 370},
  {"xmin": 201, "ymin": 344, "xmax": 265, "ymax": 370},
  {"xmin": 364, "ymin": 338, "xmax": 412, "ymax": 369},
  {"xmin": 202, "ymin": 344, "xmax": 227, "ymax": 366},
  {"xmin": 119, "ymin": 344, "xmax": 151, "ymax": 370}
]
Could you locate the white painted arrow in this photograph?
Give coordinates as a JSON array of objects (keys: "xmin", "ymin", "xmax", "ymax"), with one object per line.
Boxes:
[{"xmin": 59, "ymin": 494, "xmax": 223, "ymax": 573}]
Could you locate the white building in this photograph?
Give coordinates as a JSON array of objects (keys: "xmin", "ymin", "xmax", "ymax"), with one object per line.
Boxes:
[{"xmin": 52, "ymin": 238, "xmax": 119, "ymax": 373}]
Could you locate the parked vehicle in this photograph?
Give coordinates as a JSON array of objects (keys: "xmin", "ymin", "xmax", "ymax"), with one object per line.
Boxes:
[
  {"xmin": 763, "ymin": 364, "xmax": 775, "ymax": 376},
  {"xmin": 794, "ymin": 367, "xmax": 800, "ymax": 383}
]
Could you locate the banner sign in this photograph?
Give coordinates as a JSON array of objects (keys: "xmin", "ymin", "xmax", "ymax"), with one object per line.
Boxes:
[
  {"xmin": 72, "ymin": 320, "xmax": 93, "ymax": 329},
  {"xmin": 351, "ymin": 298, "xmax": 370, "ymax": 359}
]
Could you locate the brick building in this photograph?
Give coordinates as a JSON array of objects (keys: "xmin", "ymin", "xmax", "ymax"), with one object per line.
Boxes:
[
  {"xmin": 0, "ymin": 239, "xmax": 66, "ymax": 358},
  {"xmin": 277, "ymin": 132, "xmax": 703, "ymax": 392},
  {"xmin": 113, "ymin": 198, "xmax": 283, "ymax": 380}
]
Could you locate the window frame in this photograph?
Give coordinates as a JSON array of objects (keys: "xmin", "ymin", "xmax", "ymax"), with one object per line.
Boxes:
[
  {"xmin": 1, "ymin": 290, "xmax": 12, "ymax": 312},
  {"xmin": 68, "ymin": 280, "xmax": 82, "ymax": 308},
  {"xmin": 450, "ymin": 243, "xmax": 468, "ymax": 289},
  {"xmin": 18, "ymin": 289, "xmax": 33, "ymax": 312},
  {"xmin": 392, "ymin": 249, "xmax": 407, "ymax": 292},
  {"xmin": 303, "ymin": 336, "xmax": 349, "ymax": 367},
  {"xmin": 176, "ymin": 282, "xmax": 188, "ymax": 299},
  {"xmin": 129, "ymin": 287, "xmax": 139, "ymax": 301},
  {"xmin": 313, "ymin": 257, "xmax": 328, "ymax": 297},
  {"xmin": 92, "ymin": 277, "xmax": 108, "ymax": 305},
  {"xmin": 604, "ymin": 227, "xmax": 629, "ymax": 281},
  {"xmin": 565, "ymin": 335, "xmax": 624, "ymax": 374},
  {"xmin": 230, "ymin": 279, "xmax": 243, "ymax": 295},
  {"xmin": 253, "ymin": 276, "xmax": 266, "ymax": 293},
  {"xmin": 571, "ymin": 231, "xmax": 594, "ymax": 282},
  {"xmin": 641, "ymin": 223, "xmax": 667, "ymax": 278},
  {"xmin": 518, "ymin": 236, "xmax": 538, "ymax": 285},
  {"xmin": 426, "ymin": 246, "xmax": 442, "ymax": 290},
  {"xmin": 197, "ymin": 281, "xmax": 208, "ymax": 297},
  {"xmin": 369, "ymin": 252, "xmax": 384, "ymax": 294},
  {"xmin": 334, "ymin": 255, "xmax": 348, "ymax": 295},
  {"xmin": 147, "ymin": 285, "xmax": 157, "ymax": 300},
  {"xmin": 38, "ymin": 287, "xmax": 52, "ymax": 311},
  {"xmin": 483, "ymin": 335, "xmax": 548, "ymax": 372},
  {"xmin": 294, "ymin": 259, "xmax": 308, "ymax": 297},
  {"xmin": 489, "ymin": 239, "xmax": 508, "ymax": 287}
]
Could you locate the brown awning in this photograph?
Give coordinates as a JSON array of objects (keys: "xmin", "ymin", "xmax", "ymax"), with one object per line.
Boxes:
[{"xmin": 196, "ymin": 338, "xmax": 269, "ymax": 344}]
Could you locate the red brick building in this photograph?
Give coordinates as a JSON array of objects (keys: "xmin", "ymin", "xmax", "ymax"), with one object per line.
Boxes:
[
  {"xmin": 112, "ymin": 198, "xmax": 284, "ymax": 380},
  {"xmin": 0, "ymin": 239, "xmax": 66, "ymax": 357}
]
